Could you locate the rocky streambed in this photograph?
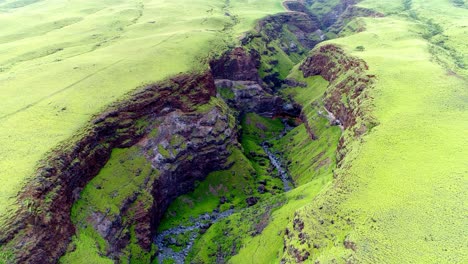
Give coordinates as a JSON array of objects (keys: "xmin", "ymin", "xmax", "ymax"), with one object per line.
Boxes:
[
  {"xmin": 154, "ymin": 209, "xmax": 234, "ymax": 264},
  {"xmin": 262, "ymin": 119, "xmax": 295, "ymax": 192},
  {"xmin": 262, "ymin": 144, "xmax": 293, "ymax": 192}
]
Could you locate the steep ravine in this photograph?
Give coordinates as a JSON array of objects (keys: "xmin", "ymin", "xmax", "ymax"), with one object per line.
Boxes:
[
  {"xmin": 0, "ymin": 72, "xmax": 234, "ymax": 263},
  {"xmin": 155, "ymin": 118, "xmax": 295, "ymax": 264},
  {"xmin": 0, "ymin": 1, "xmax": 376, "ymax": 263},
  {"xmin": 281, "ymin": 44, "xmax": 377, "ymax": 263},
  {"xmin": 154, "ymin": 2, "xmax": 380, "ymax": 263},
  {"xmin": 178, "ymin": 43, "xmax": 376, "ymax": 262}
]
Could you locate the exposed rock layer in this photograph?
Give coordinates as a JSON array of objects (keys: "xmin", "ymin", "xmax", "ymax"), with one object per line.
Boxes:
[
  {"xmin": 300, "ymin": 44, "xmax": 376, "ymax": 133},
  {"xmin": 0, "ymin": 72, "xmax": 227, "ymax": 263}
]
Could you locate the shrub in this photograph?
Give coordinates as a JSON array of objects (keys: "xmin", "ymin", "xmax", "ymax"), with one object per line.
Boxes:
[{"xmin": 355, "ymin": 46, "xmax": 365, "ymax": 52}]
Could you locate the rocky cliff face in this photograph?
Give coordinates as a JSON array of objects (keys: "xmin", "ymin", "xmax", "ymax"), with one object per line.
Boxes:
[
  {"xmin": 300, "ymin": 44, "xmax": 376, "ymax": 135},
  {"xmin": 0, "ymin": 72, "xmax": 236, "ymax": 263},
  {"xmin": 145, "ymin": 103, "xmax": 237, "ymax": 230},
  {"xmin": 212, "ymin": 47, "xmax": 301, "ymax": 118},
  {"xmin": 87, "ymin": 101, "xmax": 237, "ymax": 259}
]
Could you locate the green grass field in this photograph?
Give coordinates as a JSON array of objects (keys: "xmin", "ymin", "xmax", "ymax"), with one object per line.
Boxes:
[
  {"xmin": 279, "ymin": 0, "xmax": 468, "ymax": 262},
  {"xmin": 0, "ymin": 0, "xmax": 285, "ymax": 226}
]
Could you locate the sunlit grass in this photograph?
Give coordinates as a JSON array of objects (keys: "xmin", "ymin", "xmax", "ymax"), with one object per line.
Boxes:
[
  {"xmin": 0, "ymin": 0, "xmax": 284, "ymax": 225},
  {"xmin": 285, "ymin": 1, "xmax": 468, "ymax": 262}
]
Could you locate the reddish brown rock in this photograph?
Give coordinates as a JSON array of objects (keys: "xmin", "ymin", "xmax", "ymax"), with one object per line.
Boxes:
[
  {"xmin": 210, "ymin": 47, "xmax": 261, "ymax": 82},
  {"xmin": 300, "ymin": 44, "xmax": 375, "ymax": 131},
  {"xmin": 0, "ymin": 71, "xmax": 230, "ymax": 264}
]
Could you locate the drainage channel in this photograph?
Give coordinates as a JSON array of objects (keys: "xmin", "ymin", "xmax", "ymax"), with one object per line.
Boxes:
[
  {"xmin": 154, "ymin": 120, "xmax": 295, "ymax": 263},
  {"xmin": 154, "ymin": 209, "xmax": 234, "ymax": 264},
  {"xmin": 262, "ymin": 119, "xmax": 295, "ymax": 192}
]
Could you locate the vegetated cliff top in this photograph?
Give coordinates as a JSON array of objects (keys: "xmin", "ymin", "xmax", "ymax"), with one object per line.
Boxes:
[
  {"xmin": 0, "ymin": 0, "xmax": 284, "ymax": 225},
  {"xmin": 276, "ymin": 0, "xmax": 468, "ymax": 262}
]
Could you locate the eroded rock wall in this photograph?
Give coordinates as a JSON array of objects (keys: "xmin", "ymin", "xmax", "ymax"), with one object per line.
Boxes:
[
  {"xmin": 300, "ymin": 44, "xmax": 376, "ymax": 134},
  {"xmin": 0, "ymin": 72, "xmax": 232, "ymax": 263}
]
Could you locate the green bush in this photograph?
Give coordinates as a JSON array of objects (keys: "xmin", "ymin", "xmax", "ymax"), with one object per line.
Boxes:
[{"xmin": 355, "ymin": 45, "xmax": 365, "ymax": 51}]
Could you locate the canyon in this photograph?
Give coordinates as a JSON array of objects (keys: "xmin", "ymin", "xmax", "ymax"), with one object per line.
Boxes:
[
  {"xmin": 1, "ymin": 0, "xmax": 466, "ymax": 263},
  {"xmin": 0, "ymin": 1, "xmax": 360, "ymax": 262}
]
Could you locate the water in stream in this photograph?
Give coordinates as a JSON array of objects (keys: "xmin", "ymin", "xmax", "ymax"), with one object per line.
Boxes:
[
  {"xmin": 154, "ymin": 209, "xmax": 234, "ymax": 264},
  {"xmin": 262, "ymin": 118, "xmax": 295, "ymax": 192},
  {"xmin": 262, "ymin": 144, "xmax": 293, "ymax": 192},
  {"xmin": 154, "ymin": 119, "xmax": 295, "ymax": 263}
]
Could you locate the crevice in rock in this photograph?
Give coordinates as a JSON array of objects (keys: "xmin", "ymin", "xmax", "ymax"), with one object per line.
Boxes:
[{"xmin": 0, "ymin": 72, "xmax": 232, "ymax": 263}]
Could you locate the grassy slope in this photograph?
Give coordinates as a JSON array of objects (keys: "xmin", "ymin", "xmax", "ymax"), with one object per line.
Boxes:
[
  {"xmin": 0, "ymin": 0, "xmax": 284, "ymax": 225},
  {"xmin": 289, "ymin": 0, "xmax": 467, "ymax": 262},
  {"xmin": 279, "ymin": 74, "xmax": 342, "ymax": 186},
  {"xmin": 159, "ymin": 113, "xmax": 288, "ymax": 263},
  {"xmin": 228, "ymin": 75, "xmax": 341, "ymax": 263},
  {"xmin": 61, "ymin": 145, "xmax": 158, "ymax": 263}
]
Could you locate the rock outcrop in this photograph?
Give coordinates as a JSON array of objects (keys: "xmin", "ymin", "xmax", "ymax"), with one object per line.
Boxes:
[
  {"xmin": 0, "ymin": 72, "xmax": 236, "ymax": 263},
  {"xmin": 300, "ymin": 44, "xmax": 376, "ymax": 134},
  {"xmin": 212, "ymin": 47, "xmax": 301, "ymax": 118},
  {"xmin": 210, "ymin": 47, "xmax": 262, "ymax": 83}
]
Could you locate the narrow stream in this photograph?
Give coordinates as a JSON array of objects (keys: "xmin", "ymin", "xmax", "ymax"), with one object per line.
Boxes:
[
  {"xmin": 154, "ymin": 209, "xmax": 233, "ymax": 264},
  {"xmin": 154, "ymin": 119, "xmax": 295, "ymax": 263},
  {"xmin": 262, "ymin": 144, "xmax": 293, "ymax": 192},
  {"xmin": 262, "ymin": 118, "xmax": 295, "ymax": 192}
]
